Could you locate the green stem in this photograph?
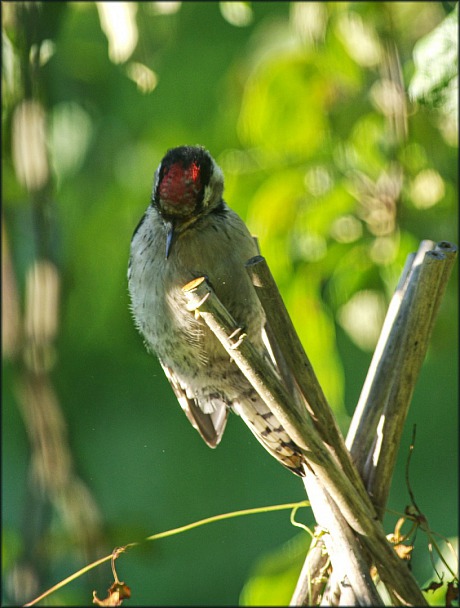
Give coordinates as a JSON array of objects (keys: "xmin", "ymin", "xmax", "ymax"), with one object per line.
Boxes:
[{"xmin": 24, "ymin": 500, "xmax": 310, "ymax": 606}]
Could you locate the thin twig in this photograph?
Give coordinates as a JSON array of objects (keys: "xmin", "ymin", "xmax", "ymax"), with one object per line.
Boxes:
[
  {"xmin": 25, "ymin": 501, "xmax": 309, "ymax": 606},
  {"xmin": 290, "ymin": 528, "xmax": 329, "ymax": 604},
  {"xmin": 405, "ymin": 426, "xmax": 421, "ymax": 515}
]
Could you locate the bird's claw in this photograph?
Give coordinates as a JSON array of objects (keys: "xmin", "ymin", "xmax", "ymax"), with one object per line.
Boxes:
[{"xmin": 228, "ymin": 327, "xmax": 247, "ymax": 349}]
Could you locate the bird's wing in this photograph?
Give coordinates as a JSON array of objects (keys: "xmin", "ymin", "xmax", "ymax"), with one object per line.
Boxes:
[{"xmin": 160, "ymin": 361, "xmax": 228, "ymax": 448}]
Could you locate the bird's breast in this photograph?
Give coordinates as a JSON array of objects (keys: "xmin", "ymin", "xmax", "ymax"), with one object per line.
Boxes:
[{"xmin": 129, "ymin": 206, "xmax": 265, "ymax": 365}]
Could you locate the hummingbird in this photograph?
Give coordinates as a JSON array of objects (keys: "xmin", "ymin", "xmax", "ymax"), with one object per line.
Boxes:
[{"xmin": 128, "ymin": 145, "xmax": 305, "ymax": 476}]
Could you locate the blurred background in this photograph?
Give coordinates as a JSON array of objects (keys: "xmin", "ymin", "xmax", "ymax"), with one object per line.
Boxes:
[{"xmin": 2, "ymin": 2, "xmax": 458, "ymax": 605}]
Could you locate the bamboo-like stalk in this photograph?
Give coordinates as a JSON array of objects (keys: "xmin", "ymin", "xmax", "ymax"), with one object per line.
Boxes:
[
  {"xmin": 182, "ymin": 276, "xmax": 428, "ymax": 606},
  {"xmin": 244, "ymin": 256, "xmax": 384, "ymax": 603},
  {"xmin": 183, "ymin": 277, "xmax": 372, "ymax": 534},
  {"xmin": 292, "ymin": 241, "xmax": 456, "ymax": 604},
  {"xmin": 364, "ymin": 249, "xmax": 454, "ymax": 514},
  {"xmin": 245, "ymin": 255, "xmax": 338, "ymax": 445},
  {"xmin": 301, "ymin": 469, "xmax": 384, "ymax": 605},
  {"xmin": 346, "ymin": 240, "xmax": 434, "ymax": 476},
  {"xmin": 245, "ymin": 256, "xmax": 371, "ymax": 508},
  {"xmin": 346, "ymin": 242, "xmax": 457, "ymax": 517}
]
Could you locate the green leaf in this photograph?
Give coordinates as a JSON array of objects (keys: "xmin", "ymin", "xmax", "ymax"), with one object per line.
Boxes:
[{"xmin": 409, "ymin": 5, "xmax": 458, "ymax": 116}]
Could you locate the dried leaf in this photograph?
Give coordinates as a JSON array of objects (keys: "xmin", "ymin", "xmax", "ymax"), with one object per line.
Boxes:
[
  {"xmin": 422, "ymin": 580, "xmax": 443, "ymax": 592},
  {"xmin": 446, "ymin": 581, "xmax": 458, "ymax": 607},
  {"xmin": 393, "ymin": 543, "xmax": 413, "ymax": 561},
  {"xmin": 386, "ymin": 533, "xmax": 395, "ymax": 544},
  {"xmin": 93, "ymin": 582, "xmax": 131, "ymax": 606}
]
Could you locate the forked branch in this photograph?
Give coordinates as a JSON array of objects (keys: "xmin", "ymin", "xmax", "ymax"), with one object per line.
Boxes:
[
  {"xmin": 181, "ymin": 240, "xmax": 456, "ymax": 605},
  {"xmin": 291, "ymin": 240, "xmax": 457, "ymax": 604}
]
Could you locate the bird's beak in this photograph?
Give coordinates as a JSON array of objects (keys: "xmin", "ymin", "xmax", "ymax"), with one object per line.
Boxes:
[{"xmin": 165, "ymin": 222, "xmax": 175, "ymax": 259}]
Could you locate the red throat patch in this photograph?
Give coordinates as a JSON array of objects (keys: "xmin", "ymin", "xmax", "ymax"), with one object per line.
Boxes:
[{"xmin": 159, "ymin": 161, "xmax": 202, "ymax": 209}]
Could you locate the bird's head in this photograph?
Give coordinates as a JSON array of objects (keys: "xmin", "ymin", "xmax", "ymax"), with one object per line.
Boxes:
[{"xmin": 152, "ymin": 146, "xmax": 224, "ymax": 221}]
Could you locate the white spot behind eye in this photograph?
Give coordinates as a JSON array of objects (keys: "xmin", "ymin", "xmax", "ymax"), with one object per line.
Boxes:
[{"xmin": 202, "ymin": 161, "xmax": 224, "ymax": 209}]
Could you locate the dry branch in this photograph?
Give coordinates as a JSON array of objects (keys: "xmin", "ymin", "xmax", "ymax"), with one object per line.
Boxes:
[
  {"xmin": 182, "ymin": 272, "xmax": 431, "ymax": 605},
  {"xmin": 346, "ymin": 241, "xmax": 457, "ymax": 516},
  {"xmin": 293, "ymin": 241, "xmax": 456, "ymax": 604},
  {"xmin": 245, "ymin": 256, "xmax": 371, "ymax": 507}
]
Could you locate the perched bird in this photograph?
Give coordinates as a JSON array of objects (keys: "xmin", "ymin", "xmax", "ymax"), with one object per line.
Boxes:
[{"xmin": 128, "ymin": 145, "xmax": 305, "ymax": 476}]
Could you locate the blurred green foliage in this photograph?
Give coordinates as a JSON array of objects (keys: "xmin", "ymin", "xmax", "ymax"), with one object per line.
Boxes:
[{"xmin": 2, "ymin": 2, "xmax": 458, "ymax": 606}]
